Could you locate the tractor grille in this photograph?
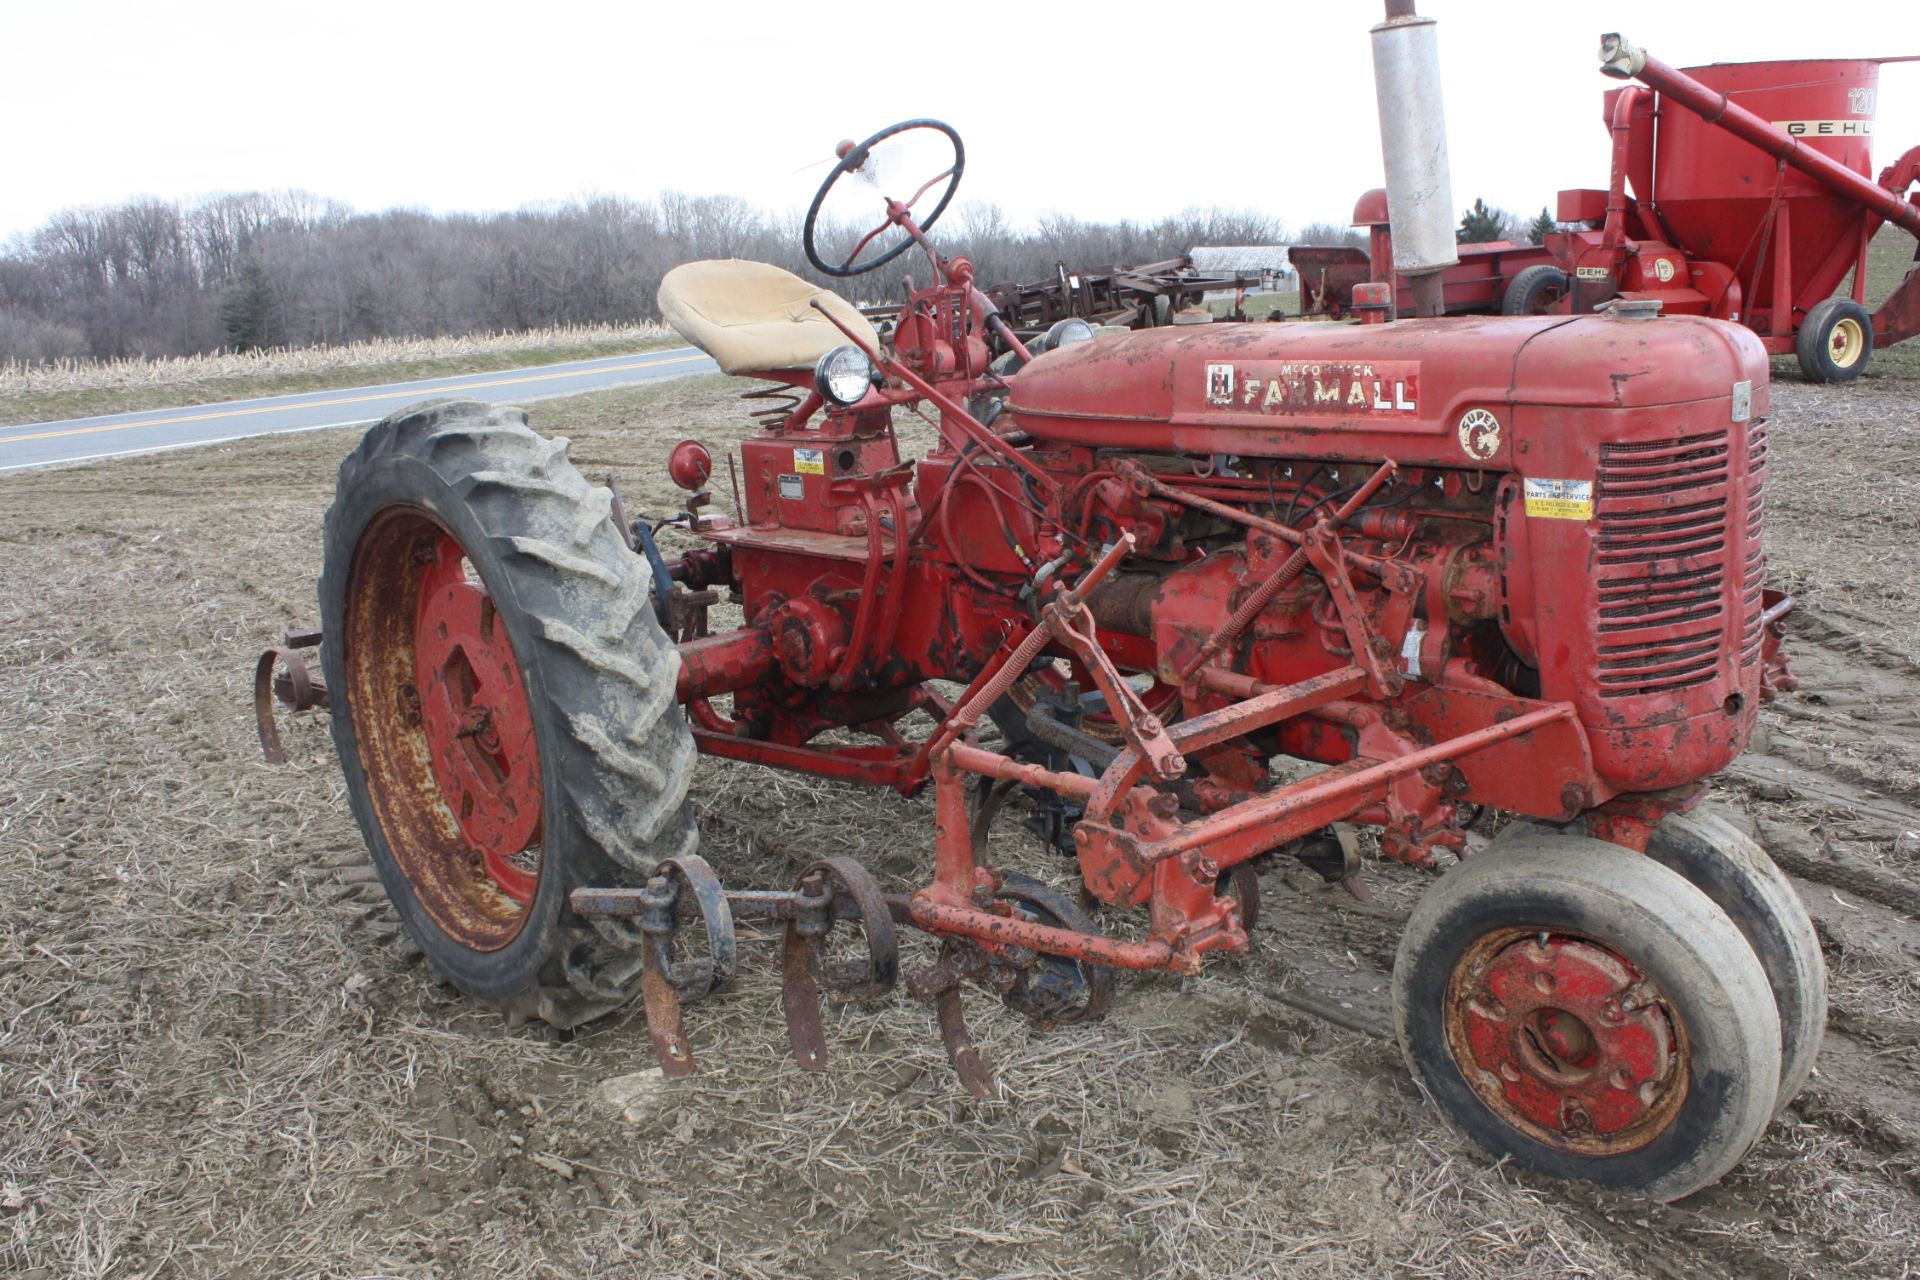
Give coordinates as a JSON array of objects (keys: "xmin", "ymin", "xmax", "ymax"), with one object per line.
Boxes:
[
  {"xmin": 1738, "ymin": 420, "xmax": 1769, "ymax": 667},
  {"xmin": 1593, "ymin": 431, "xmax": 1732, "ymax": 698}
]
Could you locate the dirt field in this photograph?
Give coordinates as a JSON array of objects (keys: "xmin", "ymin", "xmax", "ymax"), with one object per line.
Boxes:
[{"xmin": 4, "ymin": 316, "xmax": 1920, "ymax": 1278}]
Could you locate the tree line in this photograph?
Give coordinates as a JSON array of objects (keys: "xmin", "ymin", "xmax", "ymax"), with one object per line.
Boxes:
[{"xmin": 0, "ymin": 190, "xmax": 1365, "ymax": 363}]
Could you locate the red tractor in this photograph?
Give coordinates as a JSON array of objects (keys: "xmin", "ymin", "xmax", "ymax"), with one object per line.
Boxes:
[{"xmin": 267, "ymin": 111, "xmax": 1825, "ymax": 1202}]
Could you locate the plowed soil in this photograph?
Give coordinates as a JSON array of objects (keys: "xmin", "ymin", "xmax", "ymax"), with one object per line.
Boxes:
[{"xmin": 3, "ymin": 338, "xmax": 1918, "ymax": 1278}]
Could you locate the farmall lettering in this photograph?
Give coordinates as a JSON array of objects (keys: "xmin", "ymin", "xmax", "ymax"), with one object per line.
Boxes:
[{"xmin": 1206, "ymin": 360, "xmax": 1420, "ymax": 416}]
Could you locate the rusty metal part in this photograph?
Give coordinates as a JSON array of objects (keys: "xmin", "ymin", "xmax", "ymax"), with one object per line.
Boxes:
[
  {"xmin": 908, "ymin": 895, "xmax": 1178, "ymax": 972},
  {"xmin": 1444, "ymin": 928, "xmax": 1690, "ymax": 1154},
  {"xmin": 993, "ymin": 873, "xmax": 1116, "ymax": 1028},
  {"xmin": 1177, "ymin": 459, "xmax": 1398, "ymax": 683},
  {"xmin": 1217, "ymin": 863, "xmax": 1262, "ymax": 933},
  {"xmin": 338, "ymin": 508, "xmax": 540, "ymax": 952},
  {"xmin": 905, "ymin": 938, "xmax": 999, "ymax": 1099},
  {"xmin": 781, "ymin": 857, "xmax": 898, "ymax": 1072},
  {"xmin": 254, "ymin": 642, "xmax": 328, "ymax": 764},
  {"xmin": 640, "ymin": 942, "xmax": 695, "ymax": 1078},
  {"xmin": 1759, "ymin": 589, "xmax": 1798, "ymax": 699}
]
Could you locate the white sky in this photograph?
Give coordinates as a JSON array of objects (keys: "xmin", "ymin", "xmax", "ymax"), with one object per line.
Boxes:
[{"xmin": 3, "ymin": 1, "xmax": 1915, "ymax": 243}]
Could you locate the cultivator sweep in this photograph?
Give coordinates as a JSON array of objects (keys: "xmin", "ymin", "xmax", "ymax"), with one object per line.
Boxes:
[{"xmin": 257, "ymin": 7, "xmax": 1835, "ymax": 1204}]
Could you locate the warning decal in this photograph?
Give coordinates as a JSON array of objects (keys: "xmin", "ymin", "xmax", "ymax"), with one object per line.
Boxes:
[
  {"xmin": 1523, "ymin": 478, "xmax": 1594, "ymax": 521},
  {"xmin": 793, "ymin": 447, "xmax": 825, "ymax": 475}
]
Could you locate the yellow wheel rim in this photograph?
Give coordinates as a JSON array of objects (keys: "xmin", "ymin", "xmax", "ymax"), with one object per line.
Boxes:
[{"xmin": 1829, "ymin": 316, "xmax": 1866, "ymax": 368}]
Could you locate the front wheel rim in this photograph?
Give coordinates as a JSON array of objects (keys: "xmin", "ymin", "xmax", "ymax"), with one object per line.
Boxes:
[
  {"xmin": 343, "ymin": 506, "xmax": 545, "ymax": 951},
  {"xmin": 1444, "ymin": 929, "xmax": 1690, "ymax": 1154}
]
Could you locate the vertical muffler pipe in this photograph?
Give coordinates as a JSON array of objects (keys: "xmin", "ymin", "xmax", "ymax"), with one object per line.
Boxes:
[{"xmin": 1371, "ymin": 0, "xmax": 1459, "ymax": 317}]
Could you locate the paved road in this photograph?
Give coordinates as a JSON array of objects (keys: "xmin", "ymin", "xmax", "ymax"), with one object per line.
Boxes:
[{"xmin": 0, "ymin": 346, "xmax": 718, "ymax": 473}]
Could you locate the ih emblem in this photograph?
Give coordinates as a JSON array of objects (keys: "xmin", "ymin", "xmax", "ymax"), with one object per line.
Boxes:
[{"xmin": 1205, "ymin": 363, "xmax": 1235, "ymax": 405}]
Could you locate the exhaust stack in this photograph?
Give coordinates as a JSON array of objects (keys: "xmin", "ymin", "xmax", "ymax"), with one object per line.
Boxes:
[{"xmin": 1370, "ymin": 0, "xmax": 1458, "ymax": 317}]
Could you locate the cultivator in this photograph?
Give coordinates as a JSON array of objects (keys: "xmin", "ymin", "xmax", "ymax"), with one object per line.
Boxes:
[{"xmin": 257, "ymin": 6, "xmax": 1834, "ymax": 1204}]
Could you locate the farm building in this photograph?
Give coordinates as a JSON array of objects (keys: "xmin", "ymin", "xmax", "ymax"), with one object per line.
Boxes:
[{"xmin": 1188, "ymin": 245, "xmax": 1296, "ymax": 298}]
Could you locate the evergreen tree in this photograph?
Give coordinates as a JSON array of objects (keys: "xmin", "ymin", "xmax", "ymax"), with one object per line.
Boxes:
[
  {"xmin": 221, "ymin": 257, "xmax": 278, "ymax": 351},
  {"xmin": 1457, "ymin": 198, "xmax": 1507, "ymax": 244},
  {"xmin": 1527, "ymin": 207, "xmax": 1556, "ymax": 245}
]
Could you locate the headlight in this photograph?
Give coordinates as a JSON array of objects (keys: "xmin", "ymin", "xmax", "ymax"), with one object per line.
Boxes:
[
  {"xmin": 1042, "ymin": 317, "xmax": 1097, "ymax": 351},
  {"xmin": 814, "ymin": 345, "xmax": 876, "ymax": 406}
]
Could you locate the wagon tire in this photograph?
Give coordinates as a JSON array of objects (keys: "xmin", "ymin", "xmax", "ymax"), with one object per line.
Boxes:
[
  {"xmin": 1501, "ymin": 265, "xmax": 1571, "ymax": 316},
  {"xmin": 1643, "ymin": 808, "xmax": 1827, "ymax": 1112},
  {"xmin": 1796, "ymin": 297, "xmax": 1873, "ymax": 382},
  {"xmin": 1394, "ymin": 833, "xmax": 1780, "ymax": 1201},
  {"xmin": 319, "ymin": 398, "xmax": 698, "ymax": 1029}
]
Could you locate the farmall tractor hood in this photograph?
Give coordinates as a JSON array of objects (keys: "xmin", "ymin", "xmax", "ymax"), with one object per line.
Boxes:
[{"xmin": 1005, "ymin": 315, "xmax": 1768, "ymax": 468}]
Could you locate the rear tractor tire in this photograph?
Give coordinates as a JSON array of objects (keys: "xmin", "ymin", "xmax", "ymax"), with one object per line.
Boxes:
[
  {"xmin": 319, "ymin": 399, "xmax": 698, "ymax": 1029},
  {"xmin": 1394, "ymin": 834, "xmax": 1781, "ymax": 1201}
]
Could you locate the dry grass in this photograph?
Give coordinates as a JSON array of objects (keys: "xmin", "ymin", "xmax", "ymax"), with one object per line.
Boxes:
[
  {"xmin": 2, "ymin": 367, "xmax": 1920, "ymax": 1278},
  {"xmin": 0, "ymin": 323, "xmax": 676, "ymax": 396},
  {"xmin": 0, "ymin": 323, "xmax": 682, "ymax": 430}
]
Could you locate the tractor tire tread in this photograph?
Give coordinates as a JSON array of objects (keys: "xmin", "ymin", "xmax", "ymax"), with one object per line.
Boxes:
[{"xmin": 320, "ymin": 398, "xmax": 698, "ymax": 1028}]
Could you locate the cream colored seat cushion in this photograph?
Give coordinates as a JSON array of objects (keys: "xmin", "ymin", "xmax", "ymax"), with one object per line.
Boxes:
[{"xmin": 658, "ymin": 260, "xmax": 878, "ymax": 375}]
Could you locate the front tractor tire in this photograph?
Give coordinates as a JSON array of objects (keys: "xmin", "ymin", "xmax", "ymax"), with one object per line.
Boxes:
[
  {"xmin": 319, "ymin": 399, "xmax": 698, "ymax": 1028},
  {"xmin": 1393, "ymin": 834, "xmax": 1781, "ymax": 1201}
]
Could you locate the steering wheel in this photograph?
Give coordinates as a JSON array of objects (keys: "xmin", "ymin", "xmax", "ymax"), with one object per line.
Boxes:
[{"xmin": 802, "ymin": 119, "xmax": 964, "ymax": 278}]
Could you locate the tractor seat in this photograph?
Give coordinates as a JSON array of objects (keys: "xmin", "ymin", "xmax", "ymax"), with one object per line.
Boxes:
[{"xmin": 658, "ymin": 260, "xmax": 878, "ymax": 376}]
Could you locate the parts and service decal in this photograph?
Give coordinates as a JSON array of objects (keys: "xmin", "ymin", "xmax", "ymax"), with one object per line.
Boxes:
[
  {"xmin": 793, "ymin": 447, "xmax": 825, "ymax": 475},
  {"xmin": 1202, "ymin": 360, "xmax": 1419, "ymax": 416},
  {"xmin": 778, "ymin": 473, "xmax": 805, "ymax": 500},
  {"xmin": 1522, "ymin": 477, "xmax": 1594, "ymax": 521},
  {"xmin": 1456, "ymin": 409, "xmax": 1501, "ymax": 461}
]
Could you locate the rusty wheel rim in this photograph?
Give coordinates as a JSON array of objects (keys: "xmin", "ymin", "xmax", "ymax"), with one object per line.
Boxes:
[
  {"xmin": 1828, "ymin": 316, "xmax": 1866, "ymax": 369},
  {"xmin": 1443, "ymin": 929, "xmax": 1689, "ymax": 1155},
  {"xmin": 343, "ymin": 507, "xmax": 544, "ymax": 951}
]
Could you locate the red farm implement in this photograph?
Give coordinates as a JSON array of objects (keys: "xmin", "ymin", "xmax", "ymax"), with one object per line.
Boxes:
[
  {"xmin": 1305, "ymin": 37, "xmax": 1920, "ymax": 382},
  {"xmin": 257, "ymin": 8, "xmax": 1828, "ymax": 1203}
]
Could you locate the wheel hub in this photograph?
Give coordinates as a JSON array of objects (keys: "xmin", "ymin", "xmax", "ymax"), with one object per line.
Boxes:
[
  {"xmin": 415, "ymin": 532, "xmax": 543, "ymax": 903},
  {"xmin": 1448, "ymin": 931, "xmax": 1687, "ymax": 1153},
  {"xmin": 1829, "ymin": 317, "xmax": 1865, "ymax": 369}
]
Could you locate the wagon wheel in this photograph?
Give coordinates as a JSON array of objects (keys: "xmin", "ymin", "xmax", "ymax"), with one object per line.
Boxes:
[
  {"xmin": 1796, "ymin": 297, "xmax": 1874, "ymax": 383},
  {"xmin": 1501, "ymin": 265, "xmax": 1571, "ymax": 316},
  {"xmin": 1393, "ymin": 832, "xmax": 1780, "ymax": 1201},
  {"xmin": 319, "ymin": 399, "xmax": 698, "ymax": 1028}
]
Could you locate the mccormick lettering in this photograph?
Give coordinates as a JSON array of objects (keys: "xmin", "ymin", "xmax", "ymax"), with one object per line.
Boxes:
[{"xmin": 1206, "ymin": 360, "xmax": 1421, "ymax": 417}]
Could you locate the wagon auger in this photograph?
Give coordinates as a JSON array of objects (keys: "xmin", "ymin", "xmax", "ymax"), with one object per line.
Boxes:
[{"xmin": 259, "ymin": 1, "xmax": 1831, "ymax": 1204}]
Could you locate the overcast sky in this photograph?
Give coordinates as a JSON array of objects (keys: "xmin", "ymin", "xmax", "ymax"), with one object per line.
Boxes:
[{"xmin": 3, "ymin": 1, "xmax": 1915, "ymax": 243}]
